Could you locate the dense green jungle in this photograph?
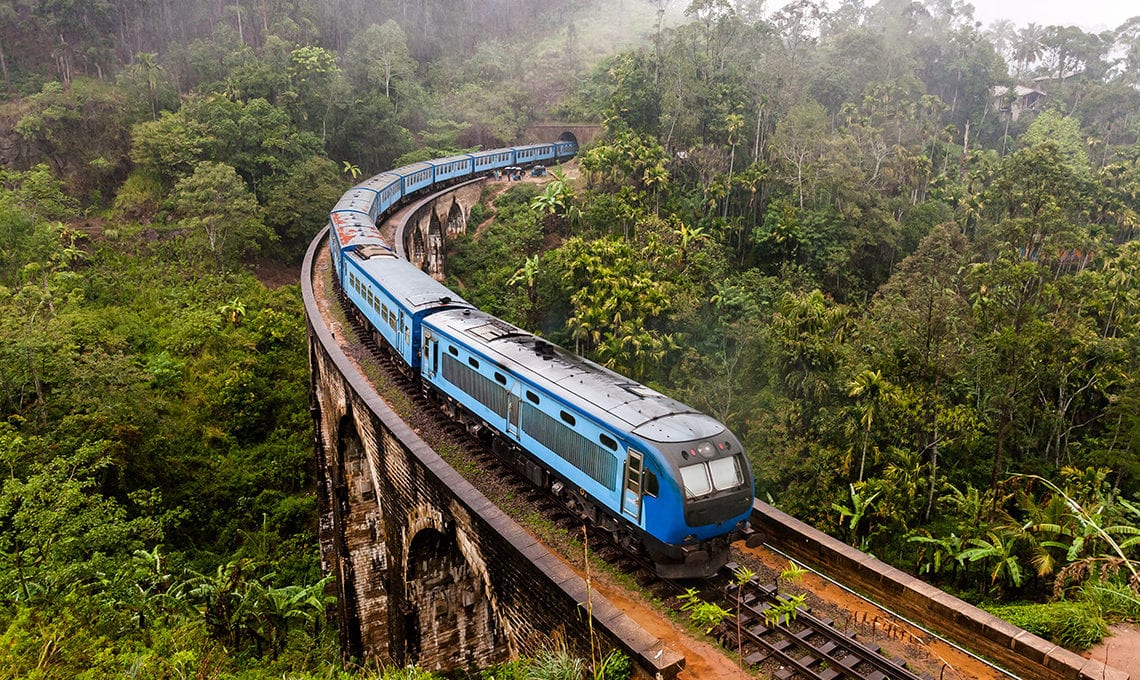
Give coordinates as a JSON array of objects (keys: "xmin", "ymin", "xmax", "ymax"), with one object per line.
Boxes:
[{"xmin": 2, "ymin": 0, "xmax": 1140, "ymax": 676}]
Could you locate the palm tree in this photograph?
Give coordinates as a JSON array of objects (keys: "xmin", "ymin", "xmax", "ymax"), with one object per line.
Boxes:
[
  {"xmin": 723, "ymin": 112, "xmax": 745, "ymax": 218},
  {"xmin": 676, "ymin": 222, "xmax": 707, "ymax": 265},
  {"xmin": 832, "ymin": 483, "xmax": 881, "ymax": 548},
  {"xmin": 957, "ymin": 530, "xmax": 1024, "ymax": 597},
  {"xmin": 772, "ymin": 289, "xmax": 849, "ymax": 402},
  {"xmin": 881, "ymin": 446, "xmax": 928, "ymax": 533},
  {"xmin": 132, "ymin": 52, "xmax": 163, "ymax": 121},
  {"xmin": 642, "ymin": 160, "xmax": 669, "ymax": 217},
  {"xmin": 508, "ymin": 255, "xmax": 541, "ymax": 329},
  {"xmin": 986, "ymin": 19, "xmax": 1018, "ymax": 66},
  {"xmin": 1019, "ymin": 491, "xmax": 1073, "ymax": 579},
  {"xmin": 1018, "ymin": 473, "xmax": 1140, "ymax": 584},
  {"xmin": 848, "ymin": 369, "xmax": 898, "ymax": 482},
  {"xmin": 1013, "ymin": 23, "xmax": 1046, "ymax": 77}
]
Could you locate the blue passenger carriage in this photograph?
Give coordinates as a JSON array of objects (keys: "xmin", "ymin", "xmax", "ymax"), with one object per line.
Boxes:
[
  {"xmin": 471, "ymin": 149, "xmax": 514, "ymax": 174},
  {"xmin": 332, "ymin": 186, "xmax": 382, "ymax": 223},
  {"xmin": 357, "ymin": 172, "xmax": 404, "ymax": 216},
  {"xmin": 393, "ymin": 162, "xmax": 435, "ymax": 196},
  {"xmin": 328, "ymin": 210, "xmax": 391, "ymax": 281},
  {"xmin": 428, "ymin": 154, "xmax": 474, "ymax": 184},
  {"xmin": 554, "ymin": 139, "xmax": 578, "ymax": 159},
  {"xmin": 344, "ymin": 257, "xmax": 471, "ymax": 369},
  {"xmin": 513, "ymin": 143, "xmax": 555, "ymax": 166}
]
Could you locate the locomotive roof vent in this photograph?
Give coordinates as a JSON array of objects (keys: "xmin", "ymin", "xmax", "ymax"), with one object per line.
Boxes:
[{"xmin": 439, "ymin": 295, "xmax": 452, "ymax": 304}]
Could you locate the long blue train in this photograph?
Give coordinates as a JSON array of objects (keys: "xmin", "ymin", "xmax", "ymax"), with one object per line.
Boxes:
[{"xmin": 327, "ymin": 137, "xmax": 754, "ymax": 578}]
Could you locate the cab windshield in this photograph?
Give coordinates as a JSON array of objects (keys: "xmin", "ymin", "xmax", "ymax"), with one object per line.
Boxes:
[{"xmin": 680, "ymin": 455, "xmax": 743, "ymax": 499}]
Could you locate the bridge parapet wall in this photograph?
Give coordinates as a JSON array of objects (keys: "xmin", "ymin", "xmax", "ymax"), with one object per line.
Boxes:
[
  {"xmin": 752, "ymin": 501, "xmax": 1130, "ymax": 680},
  {"xmin": 304, "ymin": 231, "xmax": 682, "ymax": 677}
]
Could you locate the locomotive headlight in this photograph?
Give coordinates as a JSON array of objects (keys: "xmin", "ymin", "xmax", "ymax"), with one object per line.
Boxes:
[{"xmin": 697, "ymin": 441, "xmax": 715, "ymax": 458}]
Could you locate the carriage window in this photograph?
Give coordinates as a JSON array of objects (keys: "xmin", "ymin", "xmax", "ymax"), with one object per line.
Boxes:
[
  {"xmin": 468, "ymin": 357, "xmax": 479, "ymax": 368},
  {"xmin": 599, "ymin": 434, "xmax": 617, "ymax": 451},
  {"xmin": 709, "ymin": 456, "xmax": 743, "ymax": 491},
  {"xmin": 526, "ymin": 390, "xmax": 540, "ymax": 404},
  {"xmin": 560, "ymin": 411, "xmax": 576, "ymax": 426},
  {"xmin": 494, "ymin": 372, "xmax": 506, "ymax": 385},
  {"xmin": 449, "ymin": 346, "xmax": 458, "ymax": 356}
]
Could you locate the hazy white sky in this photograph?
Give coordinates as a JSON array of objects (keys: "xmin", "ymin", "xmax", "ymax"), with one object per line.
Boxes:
[
  {"xmin": 762, "ymin": 0, "xmax": 1138, "ymax": 32},
  {"xmin": 967, "ymin": 0, "xmax": 1138, "ymax": 32}
]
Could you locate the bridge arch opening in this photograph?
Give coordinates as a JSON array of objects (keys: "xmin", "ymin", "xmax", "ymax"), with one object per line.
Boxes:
[
  {"xmin": 333, "ymin": 412, "xmax": 366, "ymax": 659},
  {"xmin": 411, "ymin": 226, "xmax": 426, "ymax": 270},
  {"xmin": 427, "ymin": 211, "xmax": 444, "ymax": 276},
  {"xmin": 446, "ymin": 200, "xmax": 465, "ymax": 237},
  {"xmin": 403, "ymin": 526, "xmax": 497, "ymax": 670}
]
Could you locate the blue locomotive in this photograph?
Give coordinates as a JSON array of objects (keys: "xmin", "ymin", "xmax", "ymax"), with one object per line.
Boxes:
[{"xmin": 326, "ymin": 138, "xmax": 754, "ymax": 578}]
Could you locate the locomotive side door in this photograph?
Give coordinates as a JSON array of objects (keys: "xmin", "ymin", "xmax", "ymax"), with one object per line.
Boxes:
[{"xmin": 621, "ymin": 449, "xmax": 644, "ymax": 522}]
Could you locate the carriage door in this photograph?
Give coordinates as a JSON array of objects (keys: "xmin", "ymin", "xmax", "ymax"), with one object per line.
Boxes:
[
  {"xmin": 505, "ymin": 384, "xmax": 521, "ymax": 438},
  {"xmin": 621, "ymin": 449, "xmax": 644, "ymax": 522},
  {"xmin": 396, "ymin": 310, "xmax": 407, "ymax": 355},
  {"xmin": 422, "ymin": 331, "xmax": 438, "ymax": 379}
]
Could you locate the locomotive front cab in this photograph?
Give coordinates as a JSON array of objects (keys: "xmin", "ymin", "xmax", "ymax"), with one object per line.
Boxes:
[
  {"xmin": 675, "ymin": 433, "xmax": 752, "ymax": 530},
  {"xmin": 634, "ymin": 412, "xmax": 754, "ymax": 578}
]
